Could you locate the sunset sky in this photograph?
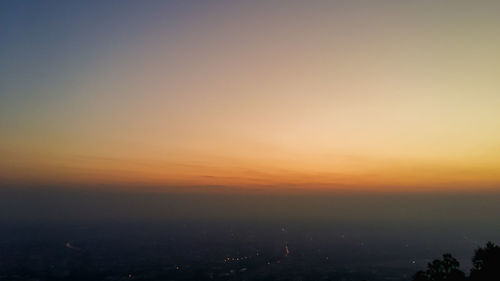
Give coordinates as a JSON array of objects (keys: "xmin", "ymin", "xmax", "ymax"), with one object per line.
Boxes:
[{"xmin": 1, "ymin": 1, "xmax": 500, "ymax": 192}]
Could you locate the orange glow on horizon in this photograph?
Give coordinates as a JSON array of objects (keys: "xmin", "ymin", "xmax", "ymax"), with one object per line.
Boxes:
[{"xmin": 1, "ymin": 1, "xmax": 500, "ymax": 192}]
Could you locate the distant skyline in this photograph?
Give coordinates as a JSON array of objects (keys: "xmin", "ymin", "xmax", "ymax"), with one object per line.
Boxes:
[{"xmin": 1, "ymin": 1, "xmax": 500, "ymax": 191}]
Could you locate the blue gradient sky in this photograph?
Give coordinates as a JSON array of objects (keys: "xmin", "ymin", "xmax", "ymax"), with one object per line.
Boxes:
[{"xmin": 1, "ymin": 1, "xmax": 500, "ymax": 191}]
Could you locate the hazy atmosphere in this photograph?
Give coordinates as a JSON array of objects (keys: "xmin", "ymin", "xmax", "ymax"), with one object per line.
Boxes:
[
  {"xmin": 2, "ymin": 1, "xmax": 500, "ymax": 190},
  {"xmin": 1, "ymin": 1, "xmax": 500, "ymax": 281}
]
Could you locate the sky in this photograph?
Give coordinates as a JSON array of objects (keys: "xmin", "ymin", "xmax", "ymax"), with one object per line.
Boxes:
[{"xmin": 1, "ymin": 1, "xmax": 500, "ymax": 193}]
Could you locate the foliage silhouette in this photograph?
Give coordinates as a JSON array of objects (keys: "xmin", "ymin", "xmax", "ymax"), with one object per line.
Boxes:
[
  {"xmin": 469, "ymin": 242, "xmax": 500, "ymax": 281},
  {"xmin": 412, "ymin": 253, "xmax": 466, "ymax": 281},
  {"xmin": 412, "ymin": 242, "xmax": 500, "ymax": 281}
]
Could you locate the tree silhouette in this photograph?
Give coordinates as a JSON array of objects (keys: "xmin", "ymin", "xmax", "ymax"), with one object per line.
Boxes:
[
  {"xmin": 412, "ymin": 253, "xmax": 466, "ymax": 281},
  {"xmin": 470, "ymin": 242, "xmax": 500, "ymax": 281},
  {"xmin": 413, "ymin": 270, "xmax": 429, "ymax": 281},
  {"xmin": 412, "ymin": 242, "xmax": 500, "ymax": 281}
]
